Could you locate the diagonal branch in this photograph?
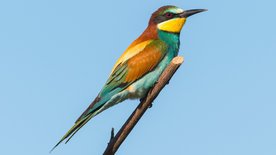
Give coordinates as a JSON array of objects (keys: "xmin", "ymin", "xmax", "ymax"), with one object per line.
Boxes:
[{"xmin": 103, "ymin": 56, "xmax": 184, "ymax": 155}]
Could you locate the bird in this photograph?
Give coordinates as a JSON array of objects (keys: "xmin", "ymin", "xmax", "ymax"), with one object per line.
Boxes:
[{"xmin": 51, "ymin": 5, "xmax": 206, "ymax": 152}]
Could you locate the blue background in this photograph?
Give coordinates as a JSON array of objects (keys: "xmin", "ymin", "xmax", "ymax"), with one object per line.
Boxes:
[{"xmin": 0, "ymin": 0, "xmax": 275, "ymax": 155}]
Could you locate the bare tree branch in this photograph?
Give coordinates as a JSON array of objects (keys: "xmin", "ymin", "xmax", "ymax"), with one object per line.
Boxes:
[{"xmin": 103, "ymin": 56, "xmax": 184, "ymax": 155}]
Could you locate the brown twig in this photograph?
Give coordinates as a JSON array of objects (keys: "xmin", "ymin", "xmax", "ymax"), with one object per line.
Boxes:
[
  {"xmin": 109, "ymin": 128, "xmax": 114, "ymax": 143},
  {"xmin": 103, "ymin": 56, "xmax": 184, "ymax": 155}
]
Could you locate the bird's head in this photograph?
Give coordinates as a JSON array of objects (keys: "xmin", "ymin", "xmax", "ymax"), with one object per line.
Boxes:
[{"xmin": 150, "ymin": 6, "xmax": 207, "ymax": 33}]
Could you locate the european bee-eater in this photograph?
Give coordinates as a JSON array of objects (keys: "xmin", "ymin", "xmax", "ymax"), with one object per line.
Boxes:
[{"xmin": 51, "ymin": 5, "xmax": 206, "ymax": 151}]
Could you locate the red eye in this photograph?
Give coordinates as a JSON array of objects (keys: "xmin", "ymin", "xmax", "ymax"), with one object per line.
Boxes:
[{"xmin": 165, "ymin": 12, "xmax": 172, "ymax": 17}]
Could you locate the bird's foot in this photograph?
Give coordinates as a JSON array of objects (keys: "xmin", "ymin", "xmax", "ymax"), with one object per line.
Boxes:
[
  {"xmin": 148, "ymin": 103, "xmax": 153, "ymax": 108},
  {"xmin": 140, "ymin": 97, "xmax": 145, "ymax": 103}
]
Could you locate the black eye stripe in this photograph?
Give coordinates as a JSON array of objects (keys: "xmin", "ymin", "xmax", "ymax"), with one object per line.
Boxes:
[{"xmin": 153, "ymin": 12, "xmax": 179, "ymax": 24}]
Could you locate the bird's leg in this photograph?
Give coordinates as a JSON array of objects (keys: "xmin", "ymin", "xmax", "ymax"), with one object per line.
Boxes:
[
  {"xmin": 146, "ymin": 86, "xmax": 156, "ymax": 108},
  {"xmin": 140, "ymin": 97, "xmax": 152, "ymax": 108}
]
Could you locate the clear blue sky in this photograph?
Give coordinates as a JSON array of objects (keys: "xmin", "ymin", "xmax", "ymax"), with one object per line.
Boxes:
[{"xmin": 0, "ymin": 0, "xmax": 275, "ymax": 155}]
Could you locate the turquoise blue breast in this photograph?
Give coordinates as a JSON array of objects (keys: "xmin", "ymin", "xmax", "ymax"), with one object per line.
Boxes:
[{"xmin": 158, "ymin": 30, "xmax": 180, "ymax": 57}]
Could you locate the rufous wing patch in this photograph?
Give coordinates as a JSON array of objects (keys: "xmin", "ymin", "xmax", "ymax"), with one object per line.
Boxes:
[
  {"xmin": 124, "ymin": 44, "xmax": 164, "ymax": 82},
  {"xmin": 110, "ymin": 40, "xmax": 153, "ymax": 74}
]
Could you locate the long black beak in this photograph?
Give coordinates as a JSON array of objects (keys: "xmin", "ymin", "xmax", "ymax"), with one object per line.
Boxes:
[{"xmin": 180, "ymin": 9, "xmax": 207, "ymax": 18}]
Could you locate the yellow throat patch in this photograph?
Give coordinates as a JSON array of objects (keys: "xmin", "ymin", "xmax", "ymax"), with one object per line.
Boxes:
[{"xmin": 157, "ymin": 18, "xmax": 186, "ymax": 33}]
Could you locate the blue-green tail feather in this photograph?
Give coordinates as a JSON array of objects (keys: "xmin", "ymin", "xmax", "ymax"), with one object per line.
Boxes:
[{"xmin": 50, "ymin": 96, "xmax": 106, "ymax": 152}]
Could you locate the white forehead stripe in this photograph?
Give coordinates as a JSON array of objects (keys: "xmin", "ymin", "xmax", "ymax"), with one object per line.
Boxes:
[
  {"xmin": 164, "ymin": 8, "xmax": 184, "ymax": 14},
  {"xmin": 175, "ymin": 8, "xmax": 184, "ymax": 13}
]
